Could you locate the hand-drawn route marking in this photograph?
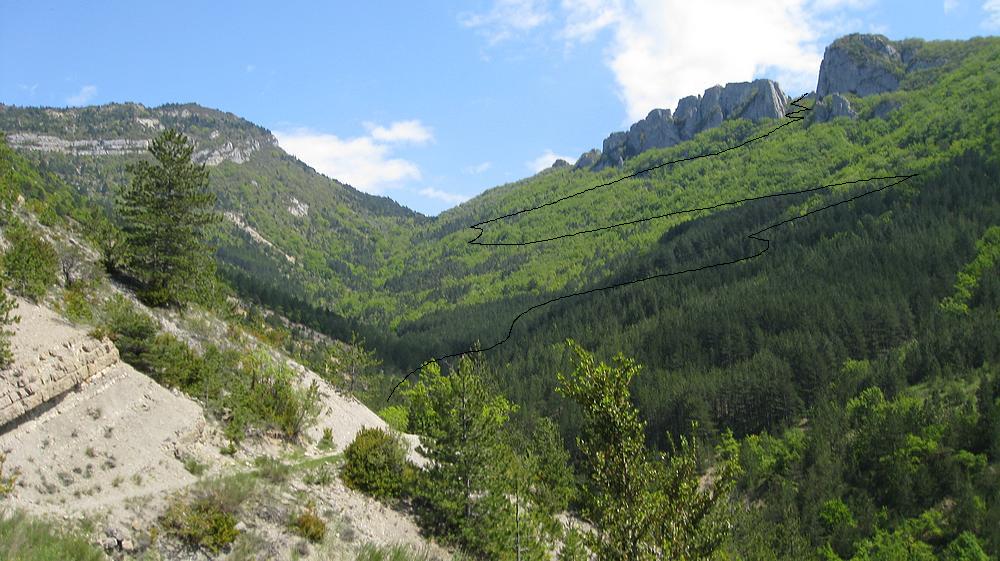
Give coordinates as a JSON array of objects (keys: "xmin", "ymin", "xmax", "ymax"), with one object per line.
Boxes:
[{"xmin": 387, "ymin": 94, "xmax": 917, "ymax": 400}]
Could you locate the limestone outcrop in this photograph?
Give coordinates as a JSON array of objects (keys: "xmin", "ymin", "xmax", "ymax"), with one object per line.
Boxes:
[
  {"xmin": 813, "ymin": 93, "xmax": 858, "ymax": 123},
  {"xmin": 588, "ymin": 79, "xmax": 789, "ymax": 170},
  {"xmin": 1, "ymin": 302, "xmax": 120, "ymax": 428},
  {"xmin": 816, "ymin": 33, "xmax": 903, "ymax": 98}
]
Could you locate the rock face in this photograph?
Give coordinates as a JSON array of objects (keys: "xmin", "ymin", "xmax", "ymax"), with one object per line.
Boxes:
[
  {"xmin": 813, "ymin": 93, "xmax": 858, "ymax": 123},
  {"xmin": 597, "ymin": 132, "xmax": 628, "ymax": 170},
  {"xmin": 6, "ymin": 133, "xmax": 150, "ymax": 157},
  {"xmin": 623, "ymin": 108, "xmax": 680, "ymax": 159},
  {"xmin": 0, "ymin": 103, "xmax": 278, "ymax": 167},
  {"xmin": 592, "ymin": 79, "xmax": 788, "ymax": 170},
  {"xmin": 816, "ymin": 33, "xmax": 902, "ymax": 98},
  {"xmin": 0, "ymin": 329, "xmax": 119, "ymax": 428},
  {"xmin": 574, "ymin": 149, "xmax": 601, "ymax": 169}
]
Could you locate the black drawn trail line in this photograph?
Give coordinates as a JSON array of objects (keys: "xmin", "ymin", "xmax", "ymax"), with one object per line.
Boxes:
[
  {"xmin": 469, "ymin": 93, "xmax": 812, "ymax": 246},
  {"xmin": 386, "ymin": 93, "xmax": 917, "ymax": 400}
]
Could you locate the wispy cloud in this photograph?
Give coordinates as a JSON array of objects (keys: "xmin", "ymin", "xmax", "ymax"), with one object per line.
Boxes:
[
  {"xmin": 66, "ymin": 84, "xmax": 97, "ymax": 106},
  {"xmin": 245, "ymin": 64, "xmax": 256, "ymax": 73},
  {"xmin": 419, "ymin": 187, "xmax": 470, "ymax": 205},
  {"xmin": 459, "ymin": 0, "xmax": 551, "ymax": 43},
  {"xmin": 560, "ymin": 0, "xmax": 841, "ymax": 121},
  {"xmin": 528, "ymin": 149, "xmax": 573, "ymax": 173},
  {"xmin": 467, "ymin": 0, "xmax": 876, "ymax": 121},
  {"xmin": 274, "ymin": 125, "xmax": 426, "ymax": 194},
  {"xmin": 364, "ymin": 119, "xmax": 434, "ymax": 144},
  {"xmin": 465, "ymin": 161, "xmax": 493, "ymax": 174},
  {"xmin": 984, "ymin": 0, "xmax": 1000, "ymax": 28},
  {"xmin": 18, "ymin": 83, "xmax": 39, "ymax": 95}
]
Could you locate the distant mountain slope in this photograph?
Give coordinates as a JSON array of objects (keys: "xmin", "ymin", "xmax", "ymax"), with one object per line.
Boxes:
[
  {"xmin": 0, "ymin": 102, "xmax": 423, "ymax": 318},
  {"xmin": 2, "ymin": 34, "xmax": 997, "ymax": 351}
]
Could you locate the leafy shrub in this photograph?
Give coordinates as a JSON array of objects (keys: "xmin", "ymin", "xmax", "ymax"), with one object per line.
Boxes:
[
  {"xmin": 161, "ymin": 496, "xmax": 239, "ymax": 554},
  {"xmin": 290, "ymin": 504, "xmax": 326, "ymax": 543},
  {"xmin": 184, "ymin": 457, "xmax": 209, "ymax": 476},
  {"xmin": 378, "ymin": 405, "xmax": 409, "ymax": 432},
  {"xmin": 1, "ymin": 452, "xmax": 19, "ymax": 496},
  {"xmin": 228, "ymin": 351, "xmax": 321, "ymax": 441},
  {"xmin": 94, "ymin": 295, "xmax": 158, "ymax": 366},
  {"xmin": 0, "ymin": 510, "xmax": 105, "ymax": 561},
  {"xmin": 145, "ymin": 333, "xmax": 207, "ymax": 390},
  {"xmin": 304, "ymin": 464, "xmax": 335, "ymax": 486},
  {"xmin": 161, "ymin": 476, "xmax": 254, "ymax": 554},
  {"xmin": 341, "ymin": 427, "xmax": 408, "ymax": 500},
  {"xmin": 253, "ymin": 455, "xmax": 290, "ymax": 484},
  {"xmin": 1, "ymin": 218, "xmax": 58, "ymax": 301},
  {"xmin": 61, "ymin": 284, "xmax": 94, "ymax": 323},
  {"xmin": 0, "ymin": 288, "xmax": 17, "ymax": 369},
  {"xmin": 318, "ymin": 427, "xmax": 336, "ymax": 451}
]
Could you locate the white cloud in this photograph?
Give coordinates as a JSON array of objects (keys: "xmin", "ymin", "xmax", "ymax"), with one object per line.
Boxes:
[
  {"xmin": 528, "ymin": 149, "xmax": 574, "ymax": 173},
  {"xmin": 460, "ymin": 0, "xmax": 552, "ymax": 43},
  {"xmin": 364, "ymin": 119, "xmax": 434, "ymax": 144},
  {"xmin": 245, "ymin": 64, "xmax": 256, "ymax": 73},
  {"xmin": 419, "ymin": 187, "xmax": 470, "ymax": 205},
  {"xmin": 465, "ymin": 161, "xmax": 493, "ymax": 174},
  {"xmin": 274, "ymin": 127, "xmax": 422, "ymax": 194},
  {"xmin": 66, "ymin": 85, "xmax": 97, "ymax": 106},
  {"xmin": 984, "ymin": 0, "xmax": 1000, "ymax": 28},
  {"xmin": 559, "ymin": 0, "xmax": 847, "ymax": 121}
]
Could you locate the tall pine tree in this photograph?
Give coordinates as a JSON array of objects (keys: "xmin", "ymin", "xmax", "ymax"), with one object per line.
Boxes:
[
  {"xmin": 117, "ymin": 129, "xmax": 217, "ymax": 307},
  {"xmin": 404, "ymin": 355, "xmax": 530, "ymax": 558}
]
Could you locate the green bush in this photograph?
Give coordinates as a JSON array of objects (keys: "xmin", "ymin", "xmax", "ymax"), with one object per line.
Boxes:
[
  {"xmin": 341, "ymin": 427, "xmax": 408, "ymax": 500},
  {"xmin": 184, "ymin": 457, "xmax": 208, "ymax": 476},
  {"xmin": 95, "ymin": 295, "xmax": 158, "ymax": 367},
  {"xmin": 228, "ymin": 351, "xmax": 321, "ymax": 441},
  {"xmin": 61, "ymin": 285, "xmax": 94, "ymax": 323},
  {"xmin": 161, "ymin": 496, "xmax": 239, "ymax": 554},
  {"xmin": 1, "ymin": 218, "xmax": 58, "ymax": 301},
  {"xmin": 252, "ymin": 455, "xmax": 290, "ymax": 484},
  {"xmin": 160, "ymin": 476, "xmax": 254, "ymax": 555},
  {"xmin": 303, "ymin": 464, "xmax": 335, "ymax": 486},
  {"xmin": 0, "ymin": 510, "xmax": 105, "ymax": 561},
  {"xmin": 0, "ymin": 288, "xmax": 17, "ymax": 369},
  {"xmin": 378, "ymin": 405, "xmax": 409, "ymax": 432},
  {"xmin": 318, "ymin": 427, "xmax": 336, "ymax": 451},
  {"xmin": 290, "ymin": 504, "xmax": 326, "ymax": 543}
]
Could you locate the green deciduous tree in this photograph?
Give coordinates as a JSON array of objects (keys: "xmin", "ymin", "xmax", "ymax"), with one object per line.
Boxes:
[
  {"xmin": 117, "ymin": 129, "xmax": 217, "ymax": 307},
  {"xmin": 556, "ymin": 340, "xmax": 739, "ymax": 560}
]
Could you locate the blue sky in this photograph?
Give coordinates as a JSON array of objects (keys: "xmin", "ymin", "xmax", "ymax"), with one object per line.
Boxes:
[{"xmin": 2, "ymin": 1, "xmax": 997, "ymax": 215}]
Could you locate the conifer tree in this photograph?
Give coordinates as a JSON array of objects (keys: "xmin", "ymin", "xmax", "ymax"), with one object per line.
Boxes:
[
  {"xmin": 404, "ymin": 355, "xmax": 519, "ymax": 556},
  {"xmin": 117, "ymin": 129, "xmax": 217, "ymax": 307}
]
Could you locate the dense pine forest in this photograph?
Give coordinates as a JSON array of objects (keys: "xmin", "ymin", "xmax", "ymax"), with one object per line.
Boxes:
[{"xmin": 1, "ymin": 31, "xmax": 998, "ymax": 561}]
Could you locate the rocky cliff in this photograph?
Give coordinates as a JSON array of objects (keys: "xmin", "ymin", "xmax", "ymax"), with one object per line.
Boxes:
[
  {"xmin": 0, "ymin": 299, "xmax": 120, "ymax": 428},
  {"xmin": 816, "ymin": 33, "xmax": 903, "ymax": 99},
  {"xmin": 0, "ymin": 103, "xmax": 277, "ymax": 167},
  {"xmin": 585, "ymin": 78, "xmax": 789, "ymax": 170}
]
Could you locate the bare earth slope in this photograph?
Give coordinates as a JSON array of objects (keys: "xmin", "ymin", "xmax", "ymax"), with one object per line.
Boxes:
[
  {"xmin": 0, "ymin": 297, "xmax": 219, "ymax": 514},
  {"xmin": 0, "ymin": 297, "xmax": 446, "ymax": 559}
]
